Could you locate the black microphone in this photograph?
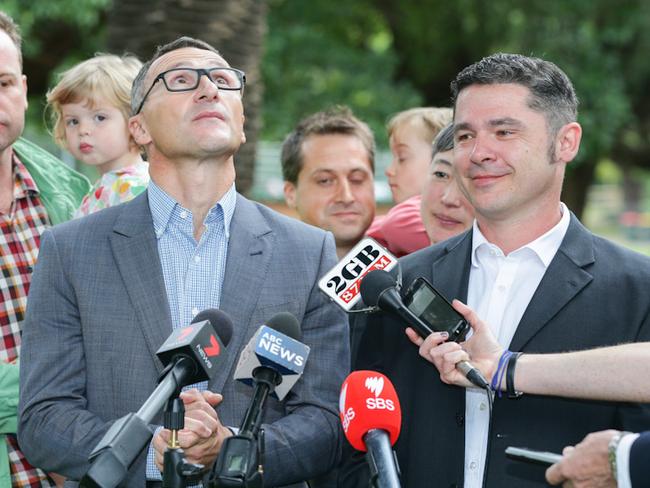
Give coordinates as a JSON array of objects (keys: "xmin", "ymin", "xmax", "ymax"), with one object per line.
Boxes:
[
  {"xmin": 211, "ymin": 312, "xmax": 310, "ymax": 485},
  {"xmin": 80, "ymin": 310, "xmax": 233, "ymax": 488},
  {"xmin": 360, "ymin": 270, "xmax": 489, "ymax": 390}
]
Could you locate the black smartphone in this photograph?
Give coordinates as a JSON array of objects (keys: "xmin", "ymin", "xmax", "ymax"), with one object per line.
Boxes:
[
  {"xmin": 505, "ymin": 446, "xmax": 562, "ymax": 466},
  {"xmin": 402, "ymin": 277, "xmax": 470, "ymax": 342}
]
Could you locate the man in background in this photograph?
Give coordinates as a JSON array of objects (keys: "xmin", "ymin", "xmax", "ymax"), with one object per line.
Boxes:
[
  {"xmin": 0, "ymin": 11, "xmax": 88, "ymax": 487},
  {"xmin": 282, "ymin": 106, "xmax": 376, "ymax": 258}
]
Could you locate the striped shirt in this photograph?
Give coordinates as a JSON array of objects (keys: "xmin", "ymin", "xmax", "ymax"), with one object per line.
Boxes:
[{"xmin": 1, "ymin": 154, "xmax": 55, "ymax": 487}]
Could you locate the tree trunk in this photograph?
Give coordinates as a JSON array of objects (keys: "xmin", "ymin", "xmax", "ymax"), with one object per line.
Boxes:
[
  {"xmin": 562, "ymin": 162, "xmax": 595, "ymax": 220},
  {"xmin": 106, "ymin": 0, "xmax": 266, "ymax": 195}
]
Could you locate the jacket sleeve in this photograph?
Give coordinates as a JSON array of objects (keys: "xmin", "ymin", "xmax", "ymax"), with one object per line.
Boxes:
[{"xmin": 18, "ymin": 229, "xmax": 113, "ymax": 478}]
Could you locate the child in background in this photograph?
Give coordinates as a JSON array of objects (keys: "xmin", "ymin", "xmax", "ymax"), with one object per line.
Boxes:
[
  {"xmin": 367, "ymin": 107, "xmax": 452, "ymax": 256},
  {"xmin": 46, "ymin": 53, "xmax": 149, "ymax": 217}
]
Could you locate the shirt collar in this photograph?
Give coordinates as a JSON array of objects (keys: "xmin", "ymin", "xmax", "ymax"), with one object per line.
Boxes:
[
  {"xmin": 471, "ymin": 202, "xmax": 571, "ymax": 268},
  {"xmin": 12, "ymin": 152, "xmax": 40, "ymax": 197},
  {"xmin": 148, "ymin": 180, "xmax": 236, "ymax": 239}
]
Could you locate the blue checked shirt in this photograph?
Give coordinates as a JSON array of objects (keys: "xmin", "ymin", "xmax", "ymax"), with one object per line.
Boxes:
[{"xmin": 145, "ymin": 180, "xmax": 236, "ymax": 480}]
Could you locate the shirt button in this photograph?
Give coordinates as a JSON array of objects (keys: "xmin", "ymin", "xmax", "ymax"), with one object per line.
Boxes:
[
  {"xmin": 498, "ymin": 284, "xmax": 506, "ymax": 291},
  {"xmin": 192, "ymin": 307, "xmax": 199, "ymax": 316},
  {"xmin": 194, "ymin": 255, "xmax": 201, "ymax": 263},
  {"xmin": 480, "ymin": 402, "xmax": 487, "ymax": 411},
  {"xmin": 470, "ymin": 461, "xmax": 477, "ymax": 470},
  {"xmin": 180, "ymin": 210, "xmax": 188, "ymax": 219}
]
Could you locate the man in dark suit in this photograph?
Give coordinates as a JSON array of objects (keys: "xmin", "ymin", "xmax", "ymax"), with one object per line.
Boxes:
[
  {"xmin": 342, "ymin": 53, "xmax": 650, "ymax": 487},
  {"xmin": 18, "ymin": 37, "xmax": 348, "ymax": 487}
]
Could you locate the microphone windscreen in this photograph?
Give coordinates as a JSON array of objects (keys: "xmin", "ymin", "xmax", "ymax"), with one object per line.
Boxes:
[
  {"xmin": 192, "ymin": 309, "xmax": 234, "ymax": 347},
  {"xmin": 360, "ymin": 269, "xmax": 397, "ymax": 307},
  {"xmin": 266, "ymin": 311, "xmax": 301, "ymax": 341},
  {"xmin": 339, "ymin": 370, "xmax": 401, "ymax": 452}
]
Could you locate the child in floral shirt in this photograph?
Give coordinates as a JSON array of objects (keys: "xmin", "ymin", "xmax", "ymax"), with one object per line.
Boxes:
[{"xmin": 47, "ymin": 53, "xmax": 149, "ymax": 217}]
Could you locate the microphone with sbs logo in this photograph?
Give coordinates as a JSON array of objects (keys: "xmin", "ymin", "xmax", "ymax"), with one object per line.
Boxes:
[{"xmin": 340, "ymin": 370, "xmax": 402, "ymax": 488}]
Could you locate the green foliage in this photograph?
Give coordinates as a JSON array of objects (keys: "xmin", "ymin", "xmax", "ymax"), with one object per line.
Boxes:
[{"xmin": 262, "ymin": 0, "xmax": 421, "ymax": 146}]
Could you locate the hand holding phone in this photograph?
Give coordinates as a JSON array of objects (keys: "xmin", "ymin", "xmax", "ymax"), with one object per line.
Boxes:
[{"xmin": 403, "ymin": 277, "xmax": 470, "ymax": 342}]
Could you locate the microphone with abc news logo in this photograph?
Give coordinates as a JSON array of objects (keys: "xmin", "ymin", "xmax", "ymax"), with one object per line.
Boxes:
[
  {"xmin": 81, "ymin": 309, "xmax": 233, "ymax": 488},
  {"xmin": 340, "ymin": 370, "xmax": 402, "ymax": 488},
  {"xmin": 210, "ymin": 312, "xmax": 310, "ymax": 487}
]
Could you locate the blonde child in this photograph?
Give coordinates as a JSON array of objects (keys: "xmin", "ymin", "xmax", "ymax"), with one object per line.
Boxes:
[
  {"xmin": 47, "ymin": 53, "xmax": 149, "ymax": 217},
  {"xmin": 367, "ymin": 107, "xmax": 452, "ymax": 256}
]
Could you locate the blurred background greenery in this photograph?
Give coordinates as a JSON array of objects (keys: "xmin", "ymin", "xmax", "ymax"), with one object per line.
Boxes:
[{"xmin": 4, "ymin": 0, "xmax": 650, "ymax": 252}]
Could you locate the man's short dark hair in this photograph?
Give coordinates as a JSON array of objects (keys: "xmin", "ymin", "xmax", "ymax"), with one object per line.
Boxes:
[
  {"xmin": 131, "ymin": 36, "xmax": 221, "ymax": 115},
  {"xmin": 0, "ymin": 11, "xmax": 22, "ymax": 67},
  {"xmin": 450, "ymin": 53, "xmax": 578, "ymax": 135},
  {"xmin": 432, "ymin": 123, "xmax": 454, "ymax": 156},
  {"xmin": 281, "ymin": 106, "xmax": 375, "ymax": 184}
]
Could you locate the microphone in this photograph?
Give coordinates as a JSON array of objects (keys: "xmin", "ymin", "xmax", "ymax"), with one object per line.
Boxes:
[
  {"xmin": 318, "ymin": 236, "xmax": 399, "ymax": 311},
  {"xmin": 81, "ymin": 310, "xmax": 233, "ymax": 488},
  {"xmin": 340, "ymin": 370, "xmax": 402, "ymax": 488},
  {"xmin": 360, "ymin": 270, "xmax": 489, "ymax": 390},
  {"xmin": 211, "ymin": 312, "xmax": 310, "ymax": 485}
]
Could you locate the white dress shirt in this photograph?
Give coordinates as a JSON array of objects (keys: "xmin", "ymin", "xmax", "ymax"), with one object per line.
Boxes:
[
  {"xmin": 463, "ymin": 204, "xmax": 571, "ymax": 488},
  {"xmin": 617, "ymin": 432, "xmax": 640, "ymax": 488}
]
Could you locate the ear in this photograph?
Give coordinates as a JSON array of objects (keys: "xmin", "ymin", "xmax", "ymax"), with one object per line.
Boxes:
[
  {"xmin": 283, "ymin": 181, "xmax": 297, "ymax": 209},
  {"xmin": 129, "ymin": 115, "xmax": 152, "ymax": 147},
  {"xmin": 554, "ymin": 122, "xmax": 582, "ymax": 164},
  {"xmin": 240, "ymin": 113, "xmax": 246, "ymax": 144},
  {"xmin": 22, "ymin": 74, "xmax": 28, "ymax": 110}
]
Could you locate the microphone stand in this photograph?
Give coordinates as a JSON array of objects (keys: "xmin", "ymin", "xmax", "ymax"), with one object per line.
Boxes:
[
  {"xmin": 209, "ymin": 368, "xmax": 278, "ymax": 487},
  {"xmin": 162, "ymin": 396, "xmax": 204, "ymax": 488}
]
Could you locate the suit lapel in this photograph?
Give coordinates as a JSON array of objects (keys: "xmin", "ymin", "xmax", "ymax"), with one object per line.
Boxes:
[
  {"xmin": 211, "ymin": 195, "xmax": 273, "ymax": 392},
  {"xmin": 109, "ymin": 192, "xmax": 172, "ymax": 372},
  {"xmin": 510, "ymin": 214, "xmax": 595, "ymax": 350}
]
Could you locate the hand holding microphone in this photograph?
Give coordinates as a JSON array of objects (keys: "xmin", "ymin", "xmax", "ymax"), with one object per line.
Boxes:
[
  {"xmin": 340, "ymin": 370, "xmax": 402, "ymax": 488},
  {"xmin": 359, "ymin": 270, "xmax": 489, "ymax": 390},
  {"xmin": 407, "ymin": 300, "xmax": 504, "ymax": 390}
]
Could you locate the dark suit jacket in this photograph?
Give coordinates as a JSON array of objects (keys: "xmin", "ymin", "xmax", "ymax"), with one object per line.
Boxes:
[
  {"xmin": 343, "ymin": 214, "xmax": 650, "ymax": 487},
  {"xmin": 630, "ymin": 431, "xmax": 650, "ymax": 487},
  {"xmin": 18, "ymin": 192, "xmax": 349, "ymax": 487}
]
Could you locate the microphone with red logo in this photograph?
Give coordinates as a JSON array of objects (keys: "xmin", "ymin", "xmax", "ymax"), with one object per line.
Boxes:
[
  {"xmin": 81, "ymin": 309, "xmax": 233, "ymax": 488},
  {"xmin": 340, "ymin": 370, "xmax": 402, "ymax": 488}
]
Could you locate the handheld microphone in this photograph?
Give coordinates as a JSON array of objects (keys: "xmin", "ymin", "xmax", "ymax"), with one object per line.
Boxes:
[
  {"xmin": 211, "ymin": 312, "xmax": 310, "ymax": 485},
  {"xmin": 340, "ymin": 370, "xmax": 402, "ymax": 488},
  {"xmin": 360, "ymin": 270, "xmax": 489, "ymax": 390},
  {"xmin": 81, "ymin": 310, "xmax": 233, "ymax": 488}
]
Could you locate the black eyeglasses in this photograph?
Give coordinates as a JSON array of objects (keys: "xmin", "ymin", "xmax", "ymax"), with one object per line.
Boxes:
[{"xmin": 134, "ymin": 67, "xmax": 246, "ymax": 114}]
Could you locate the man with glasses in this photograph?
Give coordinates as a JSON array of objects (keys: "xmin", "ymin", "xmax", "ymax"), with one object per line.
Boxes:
[{"xmin": 18, "ymin": 37, "xmax": 348, "ymax": 487}]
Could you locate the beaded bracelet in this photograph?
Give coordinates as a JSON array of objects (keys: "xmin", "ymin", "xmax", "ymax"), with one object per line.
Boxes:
[{"xmin": 490, "ymin": 350, "xmax": 512, "ymax": 397}]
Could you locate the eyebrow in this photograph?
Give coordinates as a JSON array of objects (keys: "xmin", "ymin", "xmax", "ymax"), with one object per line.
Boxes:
[
  {"xmin": 433, "ymin": 159, "xmax": 452, "ymax": 167},
  {"xmin": 488, "ymin": 117, "xmax": 525, "ymax": 129}
]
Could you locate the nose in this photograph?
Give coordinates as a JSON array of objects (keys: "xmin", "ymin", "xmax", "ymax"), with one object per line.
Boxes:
[
  {"xmin": 336, "ymin": 179, "xmax": 355, "ymax": 204},
  {"xmin": 385, "ymin": 159, "xmax": 397, "ymax": 178},
  {"xmin": 468, "ymin": 133, "xmax": 495, "ymax": 164},
  {"xmin": 441, "ymin": 180, "xmax": 463, "ymax": 207},
  {"xmin": 195, "ymin": 73, "xmax": 220, "ymax": 101},
  {"xmin": 79, "ymin": 118, "xmax": 91, "ymax": 136}
]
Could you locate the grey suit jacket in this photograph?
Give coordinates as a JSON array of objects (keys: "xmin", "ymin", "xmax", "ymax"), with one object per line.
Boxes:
[
  {"xmin": 344, "ymin": 213, "xmax": 650, "ymax": 487},
  {"xmin": 18, "ymin": 192, "xmax": 349, "ymax": 487}
]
